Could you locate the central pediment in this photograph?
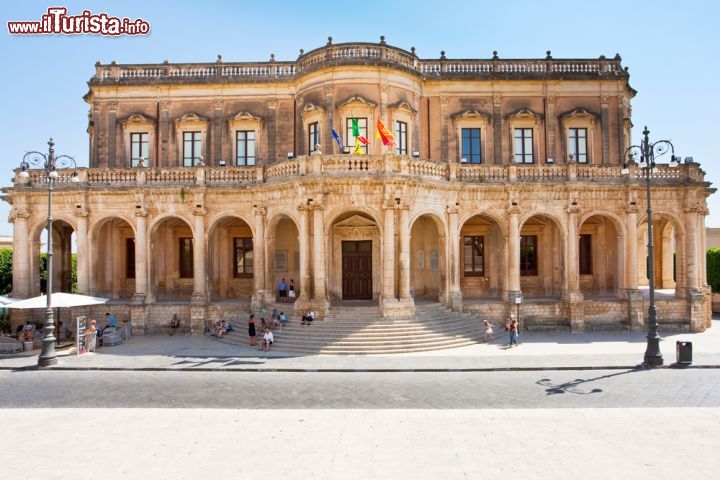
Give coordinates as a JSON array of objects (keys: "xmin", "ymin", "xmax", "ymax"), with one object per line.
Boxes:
[{"xmin": 334, "ymin": 214, "xmax": 377, "ymax": 228}]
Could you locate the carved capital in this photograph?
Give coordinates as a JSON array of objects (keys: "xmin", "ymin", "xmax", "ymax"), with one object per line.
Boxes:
[
  {"xmin": 214, "ymin": 98, "xmax": 223, "ymax": 109},
  {"xmin": 297, "ymin": 204, "xmax": 312, "ymax": 212},
  {"xmin": 160, "ymin": 100, "xmax": 170, "ymax": 110},
  {"xmin": 9, "ymin": 207, "xmax": 31, "ymax": 222},
  {"xmin": 134, "ymin": 207, "xmax": 149, "ymax": 217},
  {"xmin": 506, "ymin": 206, "xmax": 521, "ymax": 215},
  {"xmin": 253, "ymin": 206, "xmax": 267, "ymax": 216},
  {"xmin": 566, "ymin": 205, "xmax": 581, "ymax": 215},
  {"xmin": 192, "ymin": 206, "xmax": 207, "ymax": 216},
  {"xmin": 493, "ymin": 94, "xmax": 502, "ymax": 106},
  {"xmin": 74, "ymin": 205, "xmax": 90, "ymax": 217},
  {"xmin": 440, "ymin": 95, "xmax": 449, "ymax": 107},
  {"xmin": 546, "ymin": 95, "xmax": 556, "ymax": 105},
  {"xmin": 324, "ymin": 85, "xmax": 333, "ymax": 97},
  {"xmin": 267, "ymin": 98, "xmax": 277, "ymax": 109},
  {"xmin": 600, "ymin": 95, "xmax": 610, "ymax": 106},
  {"xmin": 446, "ymin": 205, "xmax": 461, "ymax": 215},
  {"xmin": 310, "ymin": 203, "xmax": 325, "ymax": 211},
  {"xmin": 624, "ymin": 205, "xmax": 639, "ymax": 214}
]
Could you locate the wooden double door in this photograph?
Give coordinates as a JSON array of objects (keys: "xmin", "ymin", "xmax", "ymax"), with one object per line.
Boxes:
[{"xmin": 341, "ymin": 240, "xmax": 372, "ymax": 300}]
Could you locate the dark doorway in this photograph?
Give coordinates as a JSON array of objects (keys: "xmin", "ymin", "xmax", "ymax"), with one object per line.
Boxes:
[{"xmin": 342, "ymin": 240, "xmax": 372, "ymax": 300}]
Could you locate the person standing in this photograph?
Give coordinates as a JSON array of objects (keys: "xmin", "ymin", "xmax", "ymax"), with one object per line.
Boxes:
[
  {"xmin": 481, "ymin": 319, "xmax": 495, "ymax": 342},
  {"xmin": 279, "ymin": 311, "xmax": 287, "ymax": 332},
  {"xmin": 288, "ymin": 279, "xmax": 296, "ymax": 301},
  {"xmin": 278, "ymin": 278, "xmax": 288, "ymax": 302},
  {"xmin": 506, "ymin": 314, "xmax": 519, "ymax": 348},
  {"xmin": 247, "ymin": 314, "xmax": 257, "ymax": 347},
  {"xmin": 271, "ymin": 308, "xmax": 279, "ymax": 329}
]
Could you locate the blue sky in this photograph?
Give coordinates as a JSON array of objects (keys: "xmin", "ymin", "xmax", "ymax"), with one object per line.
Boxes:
[{"xmin": 1, "ymin": 0, "xmax": 718, "ymax": 236}]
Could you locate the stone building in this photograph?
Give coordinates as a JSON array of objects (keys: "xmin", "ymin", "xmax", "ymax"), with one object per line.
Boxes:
[{"xmin": 4, "ymin": 38, "xmax": 714, "ymax": 337}]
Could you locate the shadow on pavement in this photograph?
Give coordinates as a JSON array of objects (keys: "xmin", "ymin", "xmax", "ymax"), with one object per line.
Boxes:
[{"xmin": 536, "ymin": 368, "xmax": 640, "ymax": 395}]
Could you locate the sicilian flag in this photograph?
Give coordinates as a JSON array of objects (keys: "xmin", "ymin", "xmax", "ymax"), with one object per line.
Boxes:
[
  {"xmin": 357, "ymin": 136, "xmax": 369, "ymax": 145},
  {"xmin": 331, "ymin": 127, "xmax": 344, "ymax": 152},
  {"xmin": 376, "ymin": 119, "xmax": 396, "ymax": 147},
  {"xmin": 352, "ymin": 137, "xmax": 363, "ymax": 155}
]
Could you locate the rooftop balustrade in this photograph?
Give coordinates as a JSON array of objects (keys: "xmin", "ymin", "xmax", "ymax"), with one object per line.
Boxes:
[
  {"xmin": 11, "ymin": 156, "xmax": 705, "ymax": 190},
  {"xmin": 91, "ymin": 41, "xmax": 627, "ymax": 85}
]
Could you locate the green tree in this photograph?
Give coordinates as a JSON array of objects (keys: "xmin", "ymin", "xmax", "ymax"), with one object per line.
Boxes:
[
  {"xmin": 0, "ymin": 248, "xmax": 12, "ymax": 295},
  {"xmin": 708, "ymin": 248, "xmax": 720, "ymax": 293}
]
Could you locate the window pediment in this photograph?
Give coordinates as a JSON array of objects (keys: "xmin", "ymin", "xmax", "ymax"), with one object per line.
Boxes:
[
  {"xmin": 301, "ymin": 103, "xmax": 323, "ymax": 121},
  {"xmin": 175, "ymin": 113, "xmax": 208, "ymax": 127},
  {"xmin": 452, "ymin": 108, "xmax": 490, "ymax": 122},
  {"xmin": 229, "ymin": 111, "xmax": 262, "ymax": 122},
  {"xmin": 506, "ymin": 108, "xmax": 542, "ymax": 121},
  {"xmin": 389, "ymin": 100, "xmax": 417, "ymax": 114},
  {"xmin": 120, "ymin": 113, "xmax": 155, "ymax": 126},
  {"xmin": 338, "ymin": 95, "xmax": 376, "ymax": 109},
  {"xmin": 560, "ymin": 107, "xmax": 598, "ymax": 124}
]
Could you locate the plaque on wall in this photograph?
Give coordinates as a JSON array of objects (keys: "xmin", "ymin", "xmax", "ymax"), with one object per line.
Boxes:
[
  {"xmin": 417, "ymin": 250, "xmax": 424, "ymax": 269},
  {"xmin": 430, "ymin": 250, "xmax": 439, "ymax": 271},
  {"xmin": 275, "ymin": 250, "xmax": 288, "ymax": 272}
]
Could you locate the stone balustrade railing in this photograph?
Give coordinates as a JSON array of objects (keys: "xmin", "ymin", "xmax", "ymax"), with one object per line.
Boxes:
[
  {"xmin": 12, "ymin": 157, "xmax": 704, "ymax": 189},
  {"xmin": 92, "ymin": 42, "xmax": 626, "ymax": 84}
]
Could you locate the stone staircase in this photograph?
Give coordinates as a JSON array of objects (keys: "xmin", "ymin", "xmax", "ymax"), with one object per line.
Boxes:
[{"xmin": 218, "ymin": 302, "xmax": 494, "ymax": 354}]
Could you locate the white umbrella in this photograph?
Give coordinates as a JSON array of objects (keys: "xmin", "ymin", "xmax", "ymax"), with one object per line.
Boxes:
[
  {"xmin": 7, "ymin": 292, "xmax": 109, "ymax": 309},
  {"xmin": 0, "ymin": 295, "xmax": 15, "ymax": 306}
]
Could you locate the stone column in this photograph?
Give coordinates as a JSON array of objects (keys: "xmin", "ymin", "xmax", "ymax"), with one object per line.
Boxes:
[
  {"xmin": 190, "ymin": 205, "xmax": 208, "ymax": 334},
  {"xmin": 398, "ymin": 205, "xmax": 412, "ymax": 301},
  {"xmin": 624, "ymin": 205, "xmax": 644, "ymax": 331},
  {"xmin": 312, "ymin": 204, "xmax": 327, "ymax": 302},
  {"xmin": 446, "ymin": 204, "xmax": 462, "ymax": 310},
  {"xmin": 661, "ymin": 228, "xmax": 675, "ymax": 288},
  {"xmin": 74, "ymin": 207, "xmax": 90, "ymax": 294},
  {"xmin": 507, "ymin": 206, "xmax": 521, "ymax": 296},
  {"xmin": 685, "ymin": 207, "xmax": 700, "ymax": 291},
  {"xmin": 252, "ymin": 206, "xmax": 267, "ymax": 310},
  {"xmin": 10, "ymin": 207, "xmax": 31, "ymax": 298},
  {"xmin": 297, "ymin": 204, "xmax": 311, "ymax": 302},
  {"xmin": 565, "ymin": 205, "xmax": 585, "ymax": 331},
  {"xmin": 131, "ymin": 206, "xmax": 148, "ymax": 334},
  {"xmin": 382, "ymin": 201, "xmax": 396, "ymax": 303}
]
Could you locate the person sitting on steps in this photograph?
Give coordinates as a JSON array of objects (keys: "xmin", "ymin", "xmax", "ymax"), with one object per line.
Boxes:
[
  {"xmin": 168, "ymin": 314, "xmax": 180, "ymax": 336},
  {"xmin": 301, "ymin": 309, "xmax": 315, "ymax": 325}
]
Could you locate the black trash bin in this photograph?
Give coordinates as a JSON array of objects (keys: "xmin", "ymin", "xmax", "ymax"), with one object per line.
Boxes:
[{"xmin": 676, "ymin": 341, "xmax": 692, "ymax": 365}]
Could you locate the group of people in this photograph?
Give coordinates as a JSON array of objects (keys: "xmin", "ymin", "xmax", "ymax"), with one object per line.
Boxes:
[
  {"xmin": 246, "ymin": 314, "xmax": 274, "ymax": 351},
  {"xmin": 277, "ymin": 278, "xmax": 296, "ymax": 302},
  {"xmin": 480, "ymin": 313, "xmax": 520, "ymax": 348},
  {"xmin": 210, "ymin": 320, "xmax": 234, "ymax": 339}
]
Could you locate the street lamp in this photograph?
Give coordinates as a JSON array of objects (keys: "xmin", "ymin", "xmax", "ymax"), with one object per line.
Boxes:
[
  {"xmin": 622, "ymin": 126, "xmax": 680, "ymax": 368},
  {"xmin": 19, "ymin": 138, "xmax": 78, "ymax": 367}
]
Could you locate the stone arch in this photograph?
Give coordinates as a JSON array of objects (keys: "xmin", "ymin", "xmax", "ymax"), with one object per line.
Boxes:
[
  {"xmin": 89, "ymin": 216, "xmax": 137, "ymax": 299},
  {"xmin": 458, "ymin": 210, "xmax": 508, "ymax": 238},
  {"xmin": 30, "ymin": 217, "xmax": 77, "ymax": 296},
  {"xmin": 148, "ymin": 215, "xmax": 195, "ymax": 301},
  {"xmin": 207, "ymin": 215, "xmax": 255, "ymax": 300},
  {"xmin": 326, "ymin": 208, "xmax": 382, "ymax": 301},
  {"xmin": 148, "ymin": 212, "xmax": 196, "ymax": 239},
  {"xmin": 266, "ymin": 212, "xmax": 301, "ymax": 301},
  {"xmin": 409, "ymin": 212, "xmax": 447, "ymax": 302},
  {"xmin": 577, "ymin": 209, "xmax": 626, "ymax": 238},
  {"xmin": 519, "ymin": 212, "xmax": 565, "ymax": 298},
  {"xmin": 458, "ymin": 213, "xmax": 506, "ymax": 299},
  {"xmin": 578, "ymin": 213, "xmax": 625, "ymax": 296},
  {"xmin": 636, "ymin": 211, "xmax": 686, "ymax": 295}
]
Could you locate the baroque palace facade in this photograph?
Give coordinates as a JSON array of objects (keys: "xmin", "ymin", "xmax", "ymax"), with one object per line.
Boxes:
[{"xmin": 5, "ymin": 38, "xmax": 714, "ymax": 334}]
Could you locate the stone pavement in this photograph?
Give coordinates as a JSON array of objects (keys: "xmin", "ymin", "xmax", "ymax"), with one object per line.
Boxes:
[
  {"xmin": 1, "ymin": 408, "xmax": 718, "ymax": 479},
  {"xmin": 2, "ymin": 319, "xmax": 719, "ymax": 371}
]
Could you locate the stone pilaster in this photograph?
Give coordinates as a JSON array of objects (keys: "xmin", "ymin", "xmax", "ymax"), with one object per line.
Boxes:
[
  {"xmin": 159, "ymin": 101, "xmax": 170, "ymax": 167},
  {"xmin": 311, "ymin": 203, "xmax": 327, "ymax": 302},
  {"xmin": 9, "ymin": 206, "xmax": 31, "ymax": 298},
  {"xmin": 212, "ymin": 99, "xmax": 223, "ymax": 165},
  {"xmin": 446, "ymin": 203, "xmax": 462, "ymax": 311},
  {"xmin": 684, "ymin": 206, "xmax": 700, "ymax": 292},
  {"xmin": 297, "ymin": 204, "xmax": 311, "ymax": 304},
  {"xmin": 74, "ymin": 205, "xmax": 90, "ymax": 294},
  {"xmin": 267, "ymin": 98, "xmax": 277, "ymax": 164},
  {"xmin": 546, "ymin": 95, "xmax": 556, "ymax": 163},
  {"xmin": 252, "ymin": 205, "xmax": 267, "ymax": 310},
  {"xmin": 493, "ymin": 95, "xmax": 503, "ymax": 165},
  {"xmin": 398, "ymin": 204, "xmax": 411, "ymax": 301},
  {"xmin": 323, "ymin": 86, "xmax": 334, "ymax": 152},
  {"xmin": 624, "ymin": 204, "xmax": 639, "ymax": 293},
  {"xmin": 381, "ymin": 200, "xmax": 396, "ymax": 303},
  {"xmin": 600, "ymin": 96, "xmax": 610, "ymax": 165},
  {"xmin": 107, "ymin": 102, "xmax": 118, "ymax": 168},
  {"xmin": 440, "ymin": 95, "xmax": 449, "ymax": 162}
]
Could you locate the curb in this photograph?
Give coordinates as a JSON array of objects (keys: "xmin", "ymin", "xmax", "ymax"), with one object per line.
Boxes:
[{"xmin": 2, "ymin": 364, "xmax": 718, "ymax": 373}]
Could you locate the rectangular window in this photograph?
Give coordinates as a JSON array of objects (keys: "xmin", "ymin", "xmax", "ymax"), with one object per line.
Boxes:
[
  {"xmin": 233, "ymin": 237, "xmax": 254, "ymax": 277},
  {"xmin": 520, "ymin": 235, "xmax": 538, "ymax": 276},
  {"xmin": 182, "ymin": 132, "xmax": 202, "ymax": 167},
  {"xmin": 579, "ymin": 234, "xmax": 593, "ymax": 275},
  {"xmin": 514, "ymin": 128, "xmax": 534, "ymax": 164},
  {"xmin": 236, "ymin": 130, "xmax": 256, "ymax": 166},
  {"xmin": 463, "ymin": 236, "xmax": 485, "ymax": 276},
  {"xmin": 346, "ymin": 117, "xmax": 368, "ymax": 154},
  {"xmin": 125, "ymin": 238, "xmax": 135, "ymax": 279},
  {"xmin": 308, "ymin": 122, "xmax": 320, "ymax": 154},
  {"xmin": 461, "ymin": 128, "xmax": 482, "ymax": 164},
  {"xmin": 396, "ymin": 121, "xmax": 408, "ymax": 155},
  {"xmin": 568, "ymin": 128, "xmax": 588, "ymax": 163},
  {"xmin": 179, "ymin": 237, "xmax": 193, "ymax": 278},
  {"xmin": 130, "ymin": 132, "xmax": 148, "ymax": 167}
]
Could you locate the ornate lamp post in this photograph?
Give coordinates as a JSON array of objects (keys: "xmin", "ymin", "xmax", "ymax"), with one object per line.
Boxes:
[
  {"xmin": 622, "ymin": 126, "xmax": 680, "ymax": 368},
  {"xmin": 18, "ymin": 138, "xmax": 79, "ymax": 367}
]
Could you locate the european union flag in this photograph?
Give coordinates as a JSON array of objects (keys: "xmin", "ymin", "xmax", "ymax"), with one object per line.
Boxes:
[{"xmin": 331, "ymin": 128, "xmax": 344, "ymax": 152}]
